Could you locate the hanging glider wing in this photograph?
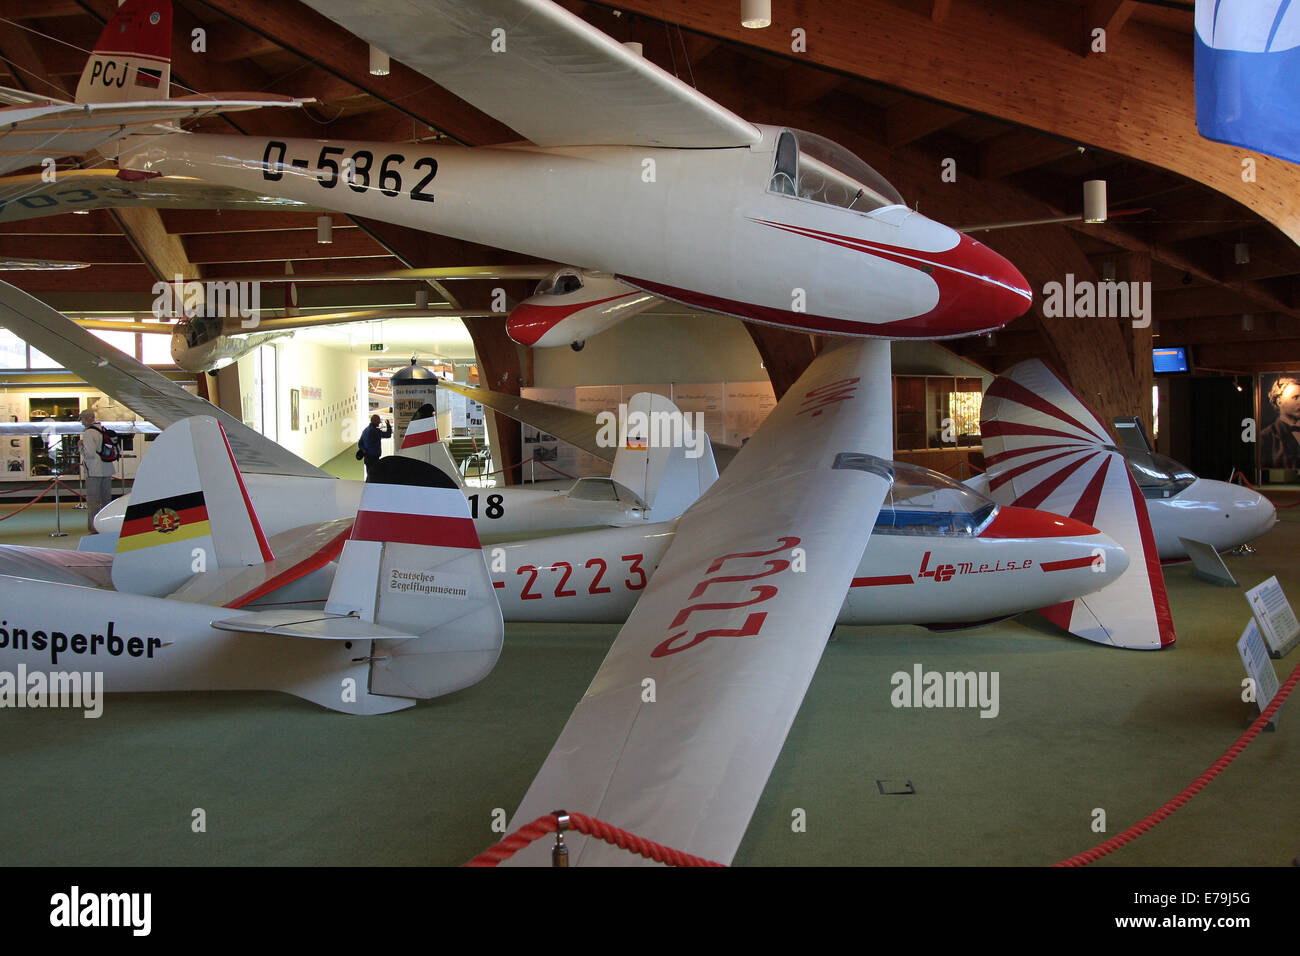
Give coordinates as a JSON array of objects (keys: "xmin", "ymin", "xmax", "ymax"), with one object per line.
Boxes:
[
  {"xmin": 301, "ymin": 0, "xmax": 761, "ymax": 148},
  {"xmin": 979, "ymin": 360, "xmax": 1175, "ymax": 650},
  {"xmin": 0, "ymin": 281, "xmax": 327, "ymax": 478},
  {"xmin": 505, "ymin": 339, "xmax": 893, "ymax": 865}
]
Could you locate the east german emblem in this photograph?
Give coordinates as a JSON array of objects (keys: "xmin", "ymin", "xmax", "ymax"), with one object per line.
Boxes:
[{"xmin": 153, "ymin": 507, "xmax": 181, "ymax": 533}]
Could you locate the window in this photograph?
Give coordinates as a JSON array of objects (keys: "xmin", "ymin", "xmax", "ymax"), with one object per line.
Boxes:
[
  {"xmin": 141, "ymin": 333, "xmax": 174, "ymax": 366},
  {"xmin": 768, "ymin": 128, "xmax": 905, "ymax": 212},
  {"xmin": 0, "ymin": 329, "xmax": 25, "ymax": 369}
]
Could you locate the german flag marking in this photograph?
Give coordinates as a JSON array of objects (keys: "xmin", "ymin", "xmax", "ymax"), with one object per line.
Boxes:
[{"xmin": 117, "ymin": 491, "xmax": 211, "ymax": 552}]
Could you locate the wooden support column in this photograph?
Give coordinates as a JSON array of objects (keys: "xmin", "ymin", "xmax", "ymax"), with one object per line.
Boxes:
[
  {"xmin": 743, "ymin": 323, "xmax": 816, "ymax": 400},
  {"xmin": 1118, "ymin": 252, "xmax": 1153, "ymax": 432}
]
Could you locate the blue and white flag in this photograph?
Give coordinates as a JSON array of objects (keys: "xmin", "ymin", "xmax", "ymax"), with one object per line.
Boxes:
[{"xmin": 1195, "ymin": 0, "xmax": 1300, "ymax": 164}]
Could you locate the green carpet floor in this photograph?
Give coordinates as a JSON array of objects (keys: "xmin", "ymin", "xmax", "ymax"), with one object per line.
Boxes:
[{"xmin": 0, "ymin": 492, "xmax": 1296, "ymax": 866}]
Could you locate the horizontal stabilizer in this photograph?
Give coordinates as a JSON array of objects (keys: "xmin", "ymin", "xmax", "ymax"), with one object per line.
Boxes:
[{"xmin": 211, "ymin": 609, "xmax": 416, "ymax": 642}]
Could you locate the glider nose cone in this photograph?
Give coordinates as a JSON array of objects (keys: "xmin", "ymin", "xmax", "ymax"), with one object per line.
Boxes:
[
  {"xmin": 1240, "ymin": 487, "xmax": 1278, "ymax": 539},
  {"xmin": 942, "ymin": 233, "xmax": 1033, "ymax": 330}
]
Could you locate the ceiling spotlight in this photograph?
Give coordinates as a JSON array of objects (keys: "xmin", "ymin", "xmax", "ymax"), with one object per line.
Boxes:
[
  {"xmin": 316, "ymin": 215, "xmax": 333, "ymax": 245},
  {"xmin": 741, "ymin": 0, "xmax": 771, "ymax": 29},
  {"xmin": 1235, "ymin": 377, "xmax": 1244, "ymax": 393},
  {"xmin": 1242, "ymin": 313, "xmax": 1254, "ymax": 331},
  {"xmin": 1100, "ymin": 261, "xmax": 1116, "ymax": 281},
  {"xmin": 415, "ymin": 288, "xmax": 430, "ymax": 309},
  {"xmin": 369, "ymin": 45, "xmax": 390, "ymax": 76},
  {"xmin": 1234, "ymin": 242, "xmax": 1250, "ymax": 265},
  {"xmin": 1082, "ymin": 179, "xmax": 1107, "ymax": 224},
  {"xmin": 623, "ymin": 40, "xmax": 643, "ymax": 56}
]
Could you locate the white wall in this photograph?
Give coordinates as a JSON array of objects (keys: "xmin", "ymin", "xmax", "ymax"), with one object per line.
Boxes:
[{"xmin": 237, "ymin": 339, "xmax": 367, "ymax": 467}]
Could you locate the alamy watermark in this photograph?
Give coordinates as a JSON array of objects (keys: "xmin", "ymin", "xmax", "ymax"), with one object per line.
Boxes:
[
  {"xmin": 595, "ymin": 404, "xmax": 707, "ymax": 460},
  {"xmin": 890, "ymin": 663, "xmax": 1000, "ymax": 718},
  {"xmin": 1042, "ymin": 273, "xmax": 1151, "ymax": 328},
  {"xmin": 0, "ymin": 665, "xmax": 103, "ymax": 718},
  {"xmin": 151, "ymin": 274, "xmax": 263, "ymax": 329}
]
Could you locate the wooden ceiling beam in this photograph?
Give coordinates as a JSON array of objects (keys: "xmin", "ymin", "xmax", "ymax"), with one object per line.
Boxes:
[
  {"xmin": 978, "ymin": 129, "xmax": 1080, "ymax": 180},
  {"xmin": 159, "ymin": 210, "xmax": 348, "ymax": 234},
  {"xmin": 885, "ymin": 98, "xmax": 967, "ymax": 148},
  {"xmin": 201, "ymin": 256, "xmax": 405, "ymax": 279},
  {"xmin": 189, "ymin": 0, "xmax": 516, "ymax": 145},
  {"xmin": 3, "ymin": 264, "xmax": 158, "ymax": 293},
  {"xmin": 183, "ymin": 228, "xmax": 386, "ymax": 263},
  {"xmin": 608, "ymin": 0, "xmax": 1300, "ymax": 245},
  {"xmin": 110, "ymin": 207, "xmax": 198, "ymax": 283},
  {"xmin": 1196, "ymin": 338, "xmax": 1300, "ymax": 371},
  {"xmin": 1084, "ymin": 0, "xmax": 1137, "ymax": 56}
]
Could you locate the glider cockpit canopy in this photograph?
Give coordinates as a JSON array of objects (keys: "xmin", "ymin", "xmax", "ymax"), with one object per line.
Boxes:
[
  {"xmin": 177, "ymin": 314, "xmax": 224, "ymax": 348},
  {"xmin": 874, "ymin": 461, "xmax": 998, "ymax": 536},
  {"xmin": 1122, "ymin": 448, "xmax": 1197, "ymax": 500},
  {"xmin": 768, "ymin": 128, "xmax": 905, "ymax": 213}
]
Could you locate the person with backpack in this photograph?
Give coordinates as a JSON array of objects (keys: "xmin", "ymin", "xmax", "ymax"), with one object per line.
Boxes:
[
  {"xmin": 78, "ymin": 409, "xmax": 118, "ymax": 533},
  {"xmin": 358, "ymin": 414, "xmax": 392, "ymax": 479}
]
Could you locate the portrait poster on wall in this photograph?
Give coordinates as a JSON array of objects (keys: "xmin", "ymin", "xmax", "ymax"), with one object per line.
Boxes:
[{"xmin": 1258, "ymin": 373, "xmax": 1300, "ymax": 470}]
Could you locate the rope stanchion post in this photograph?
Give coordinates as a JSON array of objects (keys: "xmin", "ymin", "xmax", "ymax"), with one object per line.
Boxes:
[
  {"xmin": 50, "ymin": 472, "xmax": 67, "ymax": 538},
  {"xmin": 463, "ymin": 810, "xmax": 725, "ymax": 867},
  {"xmin": 552, "ymin": 811, "xmax": 570, "ymax": 868}
]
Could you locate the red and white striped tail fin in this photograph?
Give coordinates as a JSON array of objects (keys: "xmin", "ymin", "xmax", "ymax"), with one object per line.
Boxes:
[
  {"xmin": 397, "ymin": 415, "xmax": 464, "ymax": 488},
  {"xmin": 112, "ymin": 416, "xmax": 274, "ymax": 598},
  {"xmin": 324, "ymin": 459, "xmax": 501, "ymax": 698},
  {"xmin": 981, "ymin": 360, "xmax": 1175, "ymax": 650},
  {"xmin": 75, "ymin": 0, "xmax": 172, "ymax": 104}
]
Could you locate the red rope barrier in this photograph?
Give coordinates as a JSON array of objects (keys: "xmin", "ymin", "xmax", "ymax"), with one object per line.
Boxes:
[
  {"xmin": 463, "ymin": 811, "xmax": 725, "ymax": 867},
  {"xmin": 0, "ymin": 479, "xmax": 57, "ymax": 521},
  {"xmin": 0, "ymin": 479, "xmax": 54, "ymax": 496},
  {"xmin": 1052, "ymin": 659, "xmax": 1300, "ymax": 866}
]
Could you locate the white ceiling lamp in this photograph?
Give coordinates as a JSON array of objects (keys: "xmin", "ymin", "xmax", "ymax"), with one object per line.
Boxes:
[
  {"xmin": 369, "ymin": 45, "xmax": 390, "ymax": 76},
  {"xmin": 623, "ymin": 40, "xmax": 643, "ymax": 56},
  {"xmin": 741, "ymin": 0, "xmax": 771, "ymax": 29},
  {"xmin": 1242, "ymin": 313, "xmax": 1254, "ymax": 331},
  {"xmin": 1082, "ymin": 180, "xmax": 1107, "ymax": 223},
  {"xmin": 1234, "ymin": 242, "xmax": 1250, "ymax": 265},
  {"xmin": 316, "ymin": 215, "xmax": 333, "ymax": 244},
  {"xmin": 415, "ymin": 288, "xmax": 430, "ymax": 309}
]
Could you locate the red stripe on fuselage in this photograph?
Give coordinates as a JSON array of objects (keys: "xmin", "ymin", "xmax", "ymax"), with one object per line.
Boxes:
[
  {"xmin": 1040, "ymin": 556, "xmax": 1096, "ymax": 572},
  {"xmin": 224, "ymin": 523, "xmax": 354, "ymax": 610},
  {"xmin": 851, "ymin": 574, "xmax": 914, "ymax": 587}
]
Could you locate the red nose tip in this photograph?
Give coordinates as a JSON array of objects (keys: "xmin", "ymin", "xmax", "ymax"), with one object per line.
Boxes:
[{"xmin": 946, "ymin": 233, "xmax": 1033, "ymax": 326}]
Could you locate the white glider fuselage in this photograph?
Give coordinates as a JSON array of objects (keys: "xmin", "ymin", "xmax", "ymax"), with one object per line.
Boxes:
[
  {"xmin": 490, "ymin": 505, "xmax": 1126, "ymax": 628},
  {"xmin": 92, "ymin": 471, "xmax": 650, "ymax": 539},
  {"xmin": 121, "ymin": 126, "xmax": 1030, "ymax": 340},
  {"xmin": 1145, "ymin": 478, "xmax": 1277, "ymax": 560}
]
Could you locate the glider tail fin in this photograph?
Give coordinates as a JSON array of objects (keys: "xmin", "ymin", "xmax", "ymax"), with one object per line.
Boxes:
[
  {"xmin": 397, "ymin": 414, "xmax": 465, "ymax": 489},
  {"xmin": 112, "ymin": 416, "xmax": 273, "ymax": 597},
  {"xmin": 980, "ymin": 360, "xmax": 1175, "ymax": 650},
  {"xmin": 609, "ymin": 392, "xmax": 718, "ymax": 521},
  {"xmin": 323, "ymin": 457, "xmax": 503, "ymax": 698},
  {"xmin": 76, "ymin": 0, "xmax": 173, "ymax": 104}
]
